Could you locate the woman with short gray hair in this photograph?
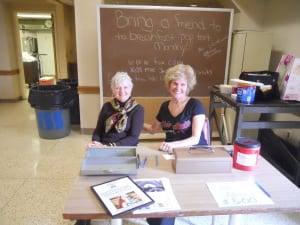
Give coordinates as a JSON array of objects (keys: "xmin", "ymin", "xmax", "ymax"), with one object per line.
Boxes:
[{"xmin": 88, "ymin": 72, "xmax": 144, "ymax": 147}]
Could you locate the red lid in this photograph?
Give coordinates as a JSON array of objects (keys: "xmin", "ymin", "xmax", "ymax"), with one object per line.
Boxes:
[{"xmin": 234, "ymin": 137, "xmax": 261, "ymax": 148}]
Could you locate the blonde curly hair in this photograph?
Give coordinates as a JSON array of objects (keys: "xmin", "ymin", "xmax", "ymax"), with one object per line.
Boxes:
[{"xmin": 164, "ymin": 64, "xmax": 196, "ymax": 95}]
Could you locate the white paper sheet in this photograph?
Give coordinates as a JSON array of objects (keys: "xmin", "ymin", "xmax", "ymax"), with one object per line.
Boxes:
[
  {"xmin": 207, "ymin": 180, "xmax": 274, "ymax": 207},
  {"xmin": 133, "ymin": 177, "xmax": 180, "ymax": 214}
]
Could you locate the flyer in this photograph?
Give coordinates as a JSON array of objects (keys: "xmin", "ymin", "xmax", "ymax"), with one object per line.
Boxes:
[{"xmin": 91, "ymin": 176, "xmax": 154, "ymax": 218}]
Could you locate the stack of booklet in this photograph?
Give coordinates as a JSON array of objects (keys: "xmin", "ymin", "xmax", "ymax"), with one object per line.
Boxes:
[{"xmin": 91, "ymin": 176, "xmax": 180, "ymax": 218}]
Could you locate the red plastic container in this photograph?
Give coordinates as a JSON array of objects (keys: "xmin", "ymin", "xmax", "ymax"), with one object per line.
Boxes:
[
  {"xmin": 39, "ymin": 77, "xmax": 56, "ymax": 85},
  {"xmin": 233, "ymin": 137, "xmax": 261, "ymax": 171}
]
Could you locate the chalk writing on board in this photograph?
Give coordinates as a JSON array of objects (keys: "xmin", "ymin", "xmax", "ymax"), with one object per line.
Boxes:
[
  {"xmin": 99, "ymin": 6, "xmax": 232, "ymax": 97},
  {"xmin": 113, "ymin": 10, "xmax": 225, "ymax": 58}
]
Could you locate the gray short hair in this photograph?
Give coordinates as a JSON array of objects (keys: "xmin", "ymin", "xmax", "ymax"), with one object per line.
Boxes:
[
  {"xmin": 164, "ymin": 64, "xmax": 196, "ymax": 95},
  {"xmin": 111, "ymin": 72, "xmax": 133, "ymax": 90}
]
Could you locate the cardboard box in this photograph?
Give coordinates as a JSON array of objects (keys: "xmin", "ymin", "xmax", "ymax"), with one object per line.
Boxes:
[
  {"xmin": 277, "ymin": 56, "xmax": 300, "ymax": 101},
  {"xmin": 173, "ymin": 147, "xmax": 232, "ymax": 174},
  {"xmin": 80, "ymin": 147, "xmax": 138, "ymax": 176}
]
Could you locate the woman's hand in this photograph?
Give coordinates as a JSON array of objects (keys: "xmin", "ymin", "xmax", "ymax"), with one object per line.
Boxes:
[
  {"xmin": 143, "ymin": 120, "xmax": 161, "ymax": 134},
  {"xmin": 87, "ymin": 141, "xmax": 105, "ymax": 148},
  {"xmin": 159, "ymin": 142, "xmax": 175, "ymax": 154}
]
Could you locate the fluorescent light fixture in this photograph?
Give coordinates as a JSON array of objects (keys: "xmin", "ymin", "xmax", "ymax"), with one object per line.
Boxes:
[{"xmin": 17, "ymin": 13, "xmax": 51, "ymax": 19}]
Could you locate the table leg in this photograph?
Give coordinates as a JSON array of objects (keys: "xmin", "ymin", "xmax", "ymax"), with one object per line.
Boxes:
[
  {"xmin": 228, "ymin": 214, "xmax": 242, "ymax": 225},
  {"xmin": 233, "ymin": 107, "xmax": 243, "ymax": 141}
]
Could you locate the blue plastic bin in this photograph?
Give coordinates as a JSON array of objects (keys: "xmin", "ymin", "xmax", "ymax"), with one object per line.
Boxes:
[
  {"xmin": 28, "ymin": 85, "xmax": 74, "ymax": 139},
  {"xmin": 35, "ymin": 108, "xmax": 70, "ymax": 139}
]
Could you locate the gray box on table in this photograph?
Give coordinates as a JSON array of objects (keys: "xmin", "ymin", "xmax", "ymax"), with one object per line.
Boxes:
[{"xmin": 80, "ymin": 147, "xmax": 138, "ymax": 176}]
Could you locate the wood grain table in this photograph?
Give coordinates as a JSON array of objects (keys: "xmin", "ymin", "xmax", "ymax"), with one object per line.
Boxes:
[{"xmin": 63, "ymin": 146, "xmax": 300, "ymax": 225}]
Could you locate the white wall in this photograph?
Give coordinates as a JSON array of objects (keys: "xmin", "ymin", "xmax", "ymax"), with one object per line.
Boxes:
[
  {"xmin": 263, "ymin": 0, "xmax": 300, "ymax": 146},
  {"xmin": 231, "ymin": 0, "xmax": 266, "ymax": 30},
  {"xmin": 264, "ymin": 0, "xmax": 300, "ymax": 68},
  {"xmin": 74, "ymin": 0, "xmax": 103, "ymax": 130},
  {"xmin": 0, "ymin": 1, "xmax": 22, "ymax": 100}
]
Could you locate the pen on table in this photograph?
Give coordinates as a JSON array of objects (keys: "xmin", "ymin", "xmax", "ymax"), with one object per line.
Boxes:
[
  {"xmin": 256, "ymin": 182, "xmax": 271, "ymax": 198},
  {"xmin": 155, "ymin": 155, "xmax": 159, "ymax": 166},
  {"xmin": 141, "ymin": 156, "xmax": 148, "ymax": 168},
  {"xmin": 137, "ymin": 154, "xmax": 140, "ymax": 168}
]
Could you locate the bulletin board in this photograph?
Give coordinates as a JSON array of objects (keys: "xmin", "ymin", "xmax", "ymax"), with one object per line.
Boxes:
[{"xmin": 97, "ymin": 5, "xmax": 233, "ymax": 97}]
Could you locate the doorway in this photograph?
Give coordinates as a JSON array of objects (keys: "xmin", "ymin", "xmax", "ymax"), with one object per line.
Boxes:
[{"xmin": 17, "ymin": 13, "xmax": 56, "ymax": 86}]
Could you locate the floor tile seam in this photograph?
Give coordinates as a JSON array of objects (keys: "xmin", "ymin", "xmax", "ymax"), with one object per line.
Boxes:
[
  {"xmin": 0, "ymin": 178, "xmax": 27, "ymax": 211},
  {"xmin": 25, "ymin": 177, "xmax": 78, "ymax": 181},
  {"xmin": 17, "ymin": 177, "xmax": 77, "ymax": 203},
  {"xmin": 41, "ymin": 140, "xmax": 64, "ymax": 161}
]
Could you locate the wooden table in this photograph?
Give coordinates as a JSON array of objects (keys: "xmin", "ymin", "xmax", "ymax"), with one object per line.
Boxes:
[
  {"xmin": 63, "ymin": 146, "xmax": 300, "ymax": 225},
  {"xmin": 209, "ymin": 87, "xmax": 300, "ymax": 144}
]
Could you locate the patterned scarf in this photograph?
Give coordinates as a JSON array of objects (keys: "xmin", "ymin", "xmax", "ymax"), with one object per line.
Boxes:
[{"xmin": 105, "ymin": 97, "xmax": 138, "ymax": 133}]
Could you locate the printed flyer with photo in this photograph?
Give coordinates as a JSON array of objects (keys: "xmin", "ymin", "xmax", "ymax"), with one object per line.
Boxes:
[
  {"xmin": 91, "ymin": 176, "xmax": 154, "ymax": 217},
  {"xmin": 133, "ymin": 177, "xmax": 180, "ymax": 214}
]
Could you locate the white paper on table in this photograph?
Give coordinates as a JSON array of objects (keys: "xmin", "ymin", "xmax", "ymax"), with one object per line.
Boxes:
[
  {"xmin": 207, "ymin": 180, "xmax": 274, "ymax": 207},
  {"xmin": 162, "ymin": 154, "xmax": 175, "ymax": 160},
  {"xmin": 133, "ymin": 177, "xmax": 180, "ymax": 214}
]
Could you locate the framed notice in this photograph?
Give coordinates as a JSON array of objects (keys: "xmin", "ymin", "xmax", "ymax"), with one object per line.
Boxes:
[{"xmin": 91, "ymin": 176, "xmax": 154, "ymax": 218}]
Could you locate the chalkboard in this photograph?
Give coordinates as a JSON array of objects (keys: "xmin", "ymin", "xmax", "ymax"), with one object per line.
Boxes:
[{"xmin": 98, "ymin": 5, "xmax": 233, "ymax": 97}]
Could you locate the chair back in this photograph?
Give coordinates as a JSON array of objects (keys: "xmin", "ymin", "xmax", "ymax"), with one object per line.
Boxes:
[{"xmin": 202, "ymin": 117, "xmax": 211, "ymax": 145}]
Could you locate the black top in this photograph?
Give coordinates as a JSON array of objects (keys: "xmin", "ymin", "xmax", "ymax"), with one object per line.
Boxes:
[
  {"xmin": 156, "ymin": 98, "xmax": 207, "ymax": 145},
  {"xmin": 92, "ymin": 102, "xmax": 144, "ymax": 146}
]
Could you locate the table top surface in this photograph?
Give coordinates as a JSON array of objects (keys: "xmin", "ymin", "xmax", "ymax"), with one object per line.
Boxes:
[{"xmin": 63, "ymin": 145, "xmax": 300, "ymax": 220}]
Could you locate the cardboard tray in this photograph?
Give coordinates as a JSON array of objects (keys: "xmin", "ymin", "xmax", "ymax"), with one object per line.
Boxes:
[
  {"xmin": 80, "ymin": 147, "xmax": 138, "ymax": 176},
  {"xmin": 173, "ymin": 147, "xmax": 232, "ymax": 174}
]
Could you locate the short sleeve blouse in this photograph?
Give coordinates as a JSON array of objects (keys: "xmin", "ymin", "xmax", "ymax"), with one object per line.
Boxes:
[{"xmin": 156, "ymin": 98, "xmax": 207, "ymax": 145}]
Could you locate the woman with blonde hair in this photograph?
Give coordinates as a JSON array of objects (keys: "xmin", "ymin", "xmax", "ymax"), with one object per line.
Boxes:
[
  {"xmin": 144, "ymin": 64, "xmax": 207, "ymax": 154},
  {"xmin": 144, "ymin": 64, "xmax": 207, "ymax": 225}
]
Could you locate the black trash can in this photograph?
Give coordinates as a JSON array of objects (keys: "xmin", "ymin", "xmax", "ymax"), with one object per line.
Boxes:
[
  {"xmin": 28, "ymin": 85, "xmax": 74, "ymax": 139},
  {"xmin": 57, "ymin": 79, "xmax": 80, "ymax": 125}
]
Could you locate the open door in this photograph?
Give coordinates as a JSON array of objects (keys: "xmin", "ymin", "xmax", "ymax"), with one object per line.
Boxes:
[{"xmin": 17, "ymin": 12, "xmax": 56, "ymax": 86}]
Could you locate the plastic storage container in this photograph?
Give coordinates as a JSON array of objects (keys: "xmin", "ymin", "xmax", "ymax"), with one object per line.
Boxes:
[
  {"xmin": 236, "ymin": 86, "xmax": 256, "ymax": 104},
  {"xmin": 233, "ymin": 137, "xmax": 261, "ymax": 171},
  {"xmin": 80, "ymin": 147, "xmax": 138, "ymax": 175},
  {"xmin": 28, "ymin": 85, "xmax": 75, "ymax": 139}
]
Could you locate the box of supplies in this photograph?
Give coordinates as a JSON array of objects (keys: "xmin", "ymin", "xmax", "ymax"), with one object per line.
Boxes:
[
  {"xmin": 173, "ymin": 147, "xmax": 232, "ymax": 174},
  {"xmin": 80, "ymin": 147, "xmax": 138, "ymax": 176}
]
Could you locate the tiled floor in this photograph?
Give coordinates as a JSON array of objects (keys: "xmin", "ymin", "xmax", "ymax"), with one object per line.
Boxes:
[{"xmin": 0, "ymin": 100, "xmax": 300, "ymax": 225}]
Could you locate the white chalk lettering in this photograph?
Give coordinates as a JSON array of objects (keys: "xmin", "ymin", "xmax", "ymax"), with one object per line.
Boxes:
[
  {"xmin": 203, "ymin": 48, "xmax": 222, "ymax": 59},
  {"xmin": 197, "ymin": 69, "xmax": 213, "ymax": 76},
  {"xmin": 154, "ymin": 41, "xmax": 191, "ymax": 57},
  {"xmin": 114, "ymin": 10, "xmax": 153, "ymax": 32},
  {"xmin": 197, "ymin": 33, "xmax": 210, "ymax": 42},
  {"xmin": 160, "ymin": 18, "xmax": 170, "ymax": 29},
  {"xmin": 174, "ymin": 14, "xmax": 206, "ymax": 30}
]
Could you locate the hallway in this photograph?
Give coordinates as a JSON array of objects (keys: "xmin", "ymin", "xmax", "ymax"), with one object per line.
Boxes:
[
  {"xmin": 0, "ymin": 100, "xmax": 86, "ymax": 225},
  {"xmin": 0, "ymin": 100, "xmax": 300, "ymax": 225}
]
